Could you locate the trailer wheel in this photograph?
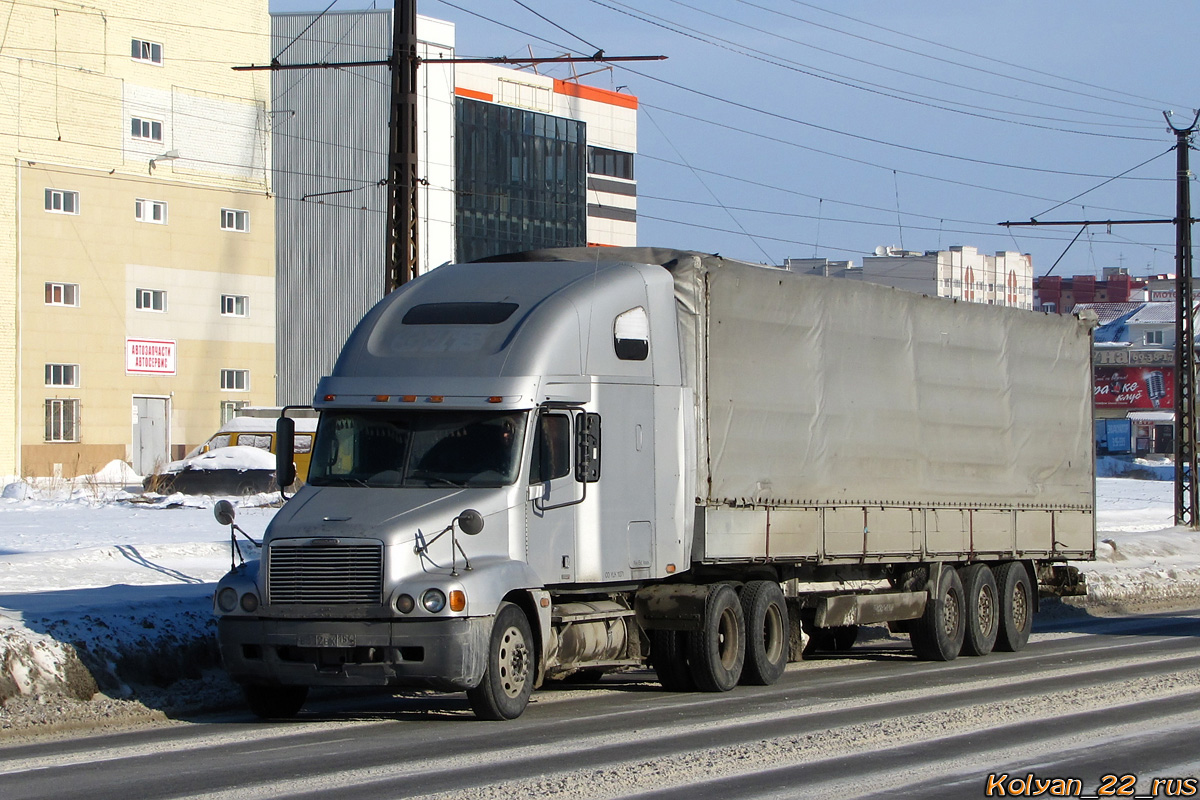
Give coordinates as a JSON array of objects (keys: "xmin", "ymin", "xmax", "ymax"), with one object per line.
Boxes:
[
  {"xmin": 467, "ymin": 602, "xmax": 535, "ymax": 720},
  {"xmin": 739, "ymin": 580, "xmax": 788, "ymax": 685},
  {"xmin": 994, "ymin": 561, "xmax": 1034, "ymax": 652},
  {"xmin": 687, "ymin": 584, "xmax": 745, "ymax": 691},
  {"xmin": 960, "ymin": 564, "xmax": 998, "ymax": 657},
  {"xmin": 243, "ymin": 684, "xmax": 308, "ymax": 719},
  {"xmin": 910, "ymin": 565, "xmax": 965, "ymax": 661},
  {"xmin": 650, "ymin": 629, "xmax": 695, "ymax": 692}
]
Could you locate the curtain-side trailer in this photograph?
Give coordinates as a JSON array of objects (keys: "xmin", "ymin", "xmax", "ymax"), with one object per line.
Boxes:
[{"xmin": 212, "ymin": 248, "xmax": 1095, "ymax": 720}]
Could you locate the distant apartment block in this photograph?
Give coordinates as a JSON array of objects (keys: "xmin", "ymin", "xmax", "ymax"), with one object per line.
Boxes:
[
  {"xmin": 1, "ymin": 0, "xmax": 274, "ymax": 477},
  {"xmin": 786, "ymin": 246, "xmax": 1035, "ymax": 309},
  {"xmin": 1035, "ymin": 268, "xmax": 1148, "ymax": 313}
]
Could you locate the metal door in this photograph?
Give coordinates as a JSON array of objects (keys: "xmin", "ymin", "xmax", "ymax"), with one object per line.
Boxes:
[
  {"xmin": 526, "ymin": 410, "xmax": 578, "ymax": 584},
  {"xmin": 132, "ymin": 396, "xmax": 170, "ymax": 476}
]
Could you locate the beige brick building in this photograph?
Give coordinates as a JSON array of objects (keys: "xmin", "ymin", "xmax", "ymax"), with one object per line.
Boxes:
[{"xmin": 0, "ymin": 0, "xmax": 274, "ymax": 477}]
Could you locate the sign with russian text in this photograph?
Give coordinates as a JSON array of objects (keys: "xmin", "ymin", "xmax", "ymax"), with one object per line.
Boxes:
[
  {"xmin": 1093, "ymin": 366, "xmax": 1174, "ymax": 409},
  {"xmin": 126, "ymin": 338, "xmax": 176, "ymax": 376}
]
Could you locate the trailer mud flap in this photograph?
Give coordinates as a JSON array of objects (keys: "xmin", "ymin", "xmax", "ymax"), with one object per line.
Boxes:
[
  {"xmin": 813, "ymin": 591, "xmax": 927, "ymax": 628},
  {"xmin": 634, "ymin": 584, "xmax": 711, "ymax": 631}
]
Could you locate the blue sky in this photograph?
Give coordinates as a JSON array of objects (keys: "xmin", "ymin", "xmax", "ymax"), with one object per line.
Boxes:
[{"xmin": 270, "ymin": 1, "xmax": 1200, "ymax": 278}]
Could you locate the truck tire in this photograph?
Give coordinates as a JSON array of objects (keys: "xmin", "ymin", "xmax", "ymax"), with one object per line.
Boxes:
[
  {"xmin": 739, "ymin": 580, "xmax": 788, "ymax": 685},
  {"xmin": 960, "ymin": 564, "xmax": 999, "ymax": 656},
  {"xmin": 650, "ymin": 629, "xmax": 695, "ymax": 692},
  {"xmin": 467, "ymin": 602, "xmax": 535, "ymax": 720},
  {"xmin": 994, "ymin": 561, "xmax": 1034, "ymax": 652},
  {"xmin": 687, "ymin": 584, "xmax": 745, "ymax": 691},
  {"xmin": 909, "ymin": 565, "xmax": 965, "ymax": 661},
  {"xmin": 243, "ymin": 684, "xmax": 308, "ymax": 719}
]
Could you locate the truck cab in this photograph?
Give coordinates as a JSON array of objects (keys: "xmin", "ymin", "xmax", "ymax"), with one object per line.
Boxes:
[{"xmin": 214, "ymin": 256, "xmax": 691, "ymax": 719}]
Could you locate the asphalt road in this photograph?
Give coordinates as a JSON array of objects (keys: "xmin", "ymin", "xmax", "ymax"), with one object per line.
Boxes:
[{"xmin": 2, "ymin": 607, "xmax": 1199, "ymax": 800}]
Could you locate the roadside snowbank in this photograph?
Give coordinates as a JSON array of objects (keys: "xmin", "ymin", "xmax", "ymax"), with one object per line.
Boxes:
[{"xmin": 0, "ymin": 474, "xmax": 1196, "ymax": 736}]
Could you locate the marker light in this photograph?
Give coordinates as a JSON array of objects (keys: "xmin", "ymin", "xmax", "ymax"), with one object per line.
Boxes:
[
  {"xmin": 324, "ymin": 394, "xmax": 336, "ymax": 401},
  {"xmin": 401, "ymin": 395, "xmax": 417, "ymax": 403},
  {"xmin": 488, "ymin": 396, "xmax": 503, "ymax": 404},
  {"xmin": 449, "ymin": 590, "xmax": 466, "ymax": 612},
  {"xmin": 428, "ymin": 396, "xmax": 444, "ymax": 403},
  {"xmin": 374, "ymin": 395, "xmax": 389, "ymax": 402}
]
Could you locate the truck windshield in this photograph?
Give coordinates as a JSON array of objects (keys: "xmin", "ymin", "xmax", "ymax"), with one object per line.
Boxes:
[{"xmin": 307, "ymin": 410, "xmax": 527, "ymax": 488}]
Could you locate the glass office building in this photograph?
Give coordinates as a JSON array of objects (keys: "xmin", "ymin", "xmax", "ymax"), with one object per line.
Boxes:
[{"xmin": 455, "ymin": 98, "xmax": 587, "ymax": 263}]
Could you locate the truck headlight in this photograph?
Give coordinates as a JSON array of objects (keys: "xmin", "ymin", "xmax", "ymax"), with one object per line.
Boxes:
[
  {"xmin": 421, "ymin": 588, "xmax": 447, "ymax": 613},
  {"xmin": 240, "ymin": 592, "xmax": 260, "ymax": 613},
  {"xmin": 395, "ymin": 593, "xmax": 415, "ymax": 614},
  {"xmin": 217, "ymin": 587, "xmax": 238, "ymax": 613}
]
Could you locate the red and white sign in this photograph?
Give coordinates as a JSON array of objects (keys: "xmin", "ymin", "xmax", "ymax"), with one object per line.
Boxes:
[
  {"xmin": 126, "ymin": 338, "xmax": 176, "ymax": 375},
  {"xmin": 1093, "ymin": 366, "xmax": 1174, "ymax": 409}
]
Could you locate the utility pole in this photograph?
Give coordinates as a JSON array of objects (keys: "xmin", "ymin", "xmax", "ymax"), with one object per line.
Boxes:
[
  {"xmin": 1000, "ymin": 111, "xmax": 1200, "ymax": 527},
  {"xmin": 1166, "ymin": 110, "xmax": 1200, "ymax": 527},
  {"xmin": 386, "ymin": 0, "xmax": 420, "ymax": 293}
]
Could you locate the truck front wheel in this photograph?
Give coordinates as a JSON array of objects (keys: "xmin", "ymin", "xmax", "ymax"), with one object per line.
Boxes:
[
  {"xmin": 467, "ymin": 602, "xmax": 535, "ymax": 720},
  {"xmin": 243, "ymin": 684, "xmax": 308, "ymax": 719},
  {"xmin": 739, "ymin": 580, "xmax": 788, "ymax": 685},
  {"xmin": 910, "ymin": 565, "xmax": 965, "ymax": 661},
  {"xmin": 687, "ymin": 584, "xmax": 745, "ymax": 691}
]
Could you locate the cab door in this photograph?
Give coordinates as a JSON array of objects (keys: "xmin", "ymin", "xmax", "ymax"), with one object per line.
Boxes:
[{"xmin": 525, "ymin": 410, "xmax": 578, "ymax": 584}]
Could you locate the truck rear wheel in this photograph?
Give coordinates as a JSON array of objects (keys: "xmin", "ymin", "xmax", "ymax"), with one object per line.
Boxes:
[
  {"xmin": 739, "ymin": 580, "xmax": 788, "ymax": 685},
  {"xmin": 467, "ymin": 602, "xmax": 535, "ymax": 720},
  {"xmin": 650, "ymin": 629, "xmax": 695, "ymax": 692},
  {"xmin": 960, "ymin": 563, "xmax": 998, "ymax": 657},
  {"xmin": 910, "ymin": 565, "xmax": 965, "ymax": 661},
  {"xmin": 243, "ymin": 684, "xmax": 308, "ymax": 719},
  {"xmin": 994, "ymin": 561, "xmax": 1033, "ymax": 652},
  {"xmin": 687, "ymin": 584, "xmax": 745, "ymax": 691}
]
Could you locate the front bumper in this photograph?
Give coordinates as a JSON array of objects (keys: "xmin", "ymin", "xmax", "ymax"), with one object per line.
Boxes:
[{"xmin": 218, "ymin": 615, "xmax": 491, "ymax": 692}]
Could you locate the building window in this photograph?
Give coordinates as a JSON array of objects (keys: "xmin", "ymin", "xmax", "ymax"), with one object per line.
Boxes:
[
  {"xmin": 221, "ymin": 369, "xmax": 249, "ymax": 391},
  {"xmin": 45, "ymin": 364, "xmax": 79, "ymax": 387},
  {"xmin": 45, "ymin": 282, "xmax": 79, "ymax": 306},
  {"xmin": 131, "ymin": 117, "xmax": 163, "ymax": 142},
  {"xmin": 131, "ymin": 38, "xmax": 163, "ymax": 64},
  {"xmin": 135, "ymin": 288, "xmax": 167, "ymax": 311},
  {"xmin": 587, "ymin": 146, "xmax": 634, "ymax": 180},
  {"xmin": 220, "ymin": 400, "xmax": 248, "ymax": 424},
  {"xmin": 221, "ymin": 209, "xmax": 249, "ymax": 232},
  {"xmin": 44, "ymin": 189, "xmax": 79, "ymax": 214},
  {"xmin": 135, "ymin": 199, "xmax": 167, "ymax": 224},
  {"xmin": 1146, "ymin": 330, "xmax": 1165, "ymax": 345},
  {"xmin": 45, "ymin": 399, "xmax": 79, "ymax": 442},
  {"xmin": 221, "ymin": 294, "xmax": 248, "ymax": 317}
]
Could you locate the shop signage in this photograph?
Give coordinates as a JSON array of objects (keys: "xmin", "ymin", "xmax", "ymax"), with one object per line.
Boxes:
[
  {"xmin": 1093, "ymin": 365, "xmax": 1174, "ymax": 409},
  {"xmin": 126, "ymin": 338, "xmax": 176, "ymax": 376}
]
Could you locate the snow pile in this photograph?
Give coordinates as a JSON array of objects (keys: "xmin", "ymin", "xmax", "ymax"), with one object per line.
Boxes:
[{"xmin": 0, "ymin": 476, "xmax": 1195, "ymax": 735}]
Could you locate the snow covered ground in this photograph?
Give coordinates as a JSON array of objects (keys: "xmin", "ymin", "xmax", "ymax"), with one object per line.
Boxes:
[{"xmin": 0, "ymin": 470, "xmax": 1196, "ymax": 736}]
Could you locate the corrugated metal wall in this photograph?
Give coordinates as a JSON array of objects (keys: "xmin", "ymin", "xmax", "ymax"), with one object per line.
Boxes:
[{"xmin": 271, "ymin": 11, "xmax": 391, "ymax": 405}]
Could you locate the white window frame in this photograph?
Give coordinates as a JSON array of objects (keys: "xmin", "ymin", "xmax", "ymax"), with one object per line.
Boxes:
[
  {"xmin": 220, "ymin": 369, "xmax": 249, "ymax": 392},
  {"xmin": 220, "ymin": 400, "xmax": 248, "ymax": 424},
  {"xmin": 220, "ymin": 294, "xmax": 249, "ymax": 317},
  {"xmin": 44, "ymin": 188, "xmax": 79, "ymax": 215},
  {"xmin": 1146, "ymin": 330, "xmax": 1165, "ymax": 345},
  {"xmin": 131, "ymin": 117, "xmax": 163, "ymax": 142},
  {"xmin": 135, "ymin": 288, "xmax": 167, "ymax": 312},
  {"xmin": 45, "ymin": 398, "xmax": 79, "ymax": 443},
  {"xmin": 45, "ymin": 282, "xmax": 79, "ymax": 307},
  {"xmin": 135, "ymin": 198, "xmax": 168, "ymax": 224},
  {"xmin": 220, "ymin": 208, "xmax": 249, "ymax": 232},
  {"xmin": 131, "ymin": 38, "xmax": 163, "ymax": 65},
  {"xmin": 45, "ymin": 363, "xmax": 80, "ymax": 388}
]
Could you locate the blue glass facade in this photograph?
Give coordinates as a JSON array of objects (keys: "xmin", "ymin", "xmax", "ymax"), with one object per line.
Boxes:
[{"xmin": 455, "ymin": 98, "xmax": 587, "ymax": 263}]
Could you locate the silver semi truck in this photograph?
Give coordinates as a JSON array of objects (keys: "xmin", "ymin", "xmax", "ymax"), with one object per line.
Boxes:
[{"xmin": 212, "ymin": 248, "xmax": 1095, "ymax": 720}]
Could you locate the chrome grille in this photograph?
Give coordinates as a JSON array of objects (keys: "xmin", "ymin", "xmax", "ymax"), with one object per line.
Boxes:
[{"xmin": 267, "ymin": 541, "xmax": 383, "ymax": 605}]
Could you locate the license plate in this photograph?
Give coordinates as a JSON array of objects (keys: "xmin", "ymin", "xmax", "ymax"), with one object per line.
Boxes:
[{"xmin": 297, "ymin": 633, "xmax": 356, "ymax": 648}]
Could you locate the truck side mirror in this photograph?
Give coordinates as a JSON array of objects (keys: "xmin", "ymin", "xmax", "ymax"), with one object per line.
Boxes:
[
  {"xmin": 575, "ymin": 412, "xmax": 601, "ymax": 483},
  {"xmin": 457, "ymin": 509, "xmax": 484, "ymax": 535},
  {"xmin": 276, "ymin": 415, "xmax": 296, "ymax": 489},
  {"xmin": 214, "ymin": 499, "xmax": 236, "ymax": 526}
]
